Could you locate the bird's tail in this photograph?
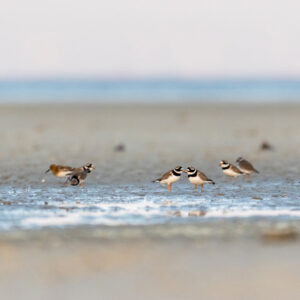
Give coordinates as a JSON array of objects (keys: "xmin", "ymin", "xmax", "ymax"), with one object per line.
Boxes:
[
  {"xmin": 207, "ymin": 179, "xmax": 215, "ymax": 185},
  {"xmin": 254, "ymin": 169, "xmax": 259, "ymax": 174},
  {"xmin": 152, "ymin": 179, "xmax": 160, "ymax": 183}
]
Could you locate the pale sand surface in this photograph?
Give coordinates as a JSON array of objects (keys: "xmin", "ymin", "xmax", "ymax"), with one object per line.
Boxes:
[{"xmin": 0, "ymin": 103, "xmax": 300, "ymax": 299}]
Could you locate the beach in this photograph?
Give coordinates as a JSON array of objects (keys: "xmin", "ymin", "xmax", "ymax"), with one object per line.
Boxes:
[
  {"xmin": 0, "ymin": 103, "xmax": 300, "ymax": 299},
  {"xmin": 0, "ymin": 224, "xmax": 300, "ymax": 300}
]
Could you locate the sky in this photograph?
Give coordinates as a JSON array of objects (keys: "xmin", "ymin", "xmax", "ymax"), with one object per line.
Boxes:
[{"xmin": 1, "ymin": 0, "xmax": 300, "ymax": 79}]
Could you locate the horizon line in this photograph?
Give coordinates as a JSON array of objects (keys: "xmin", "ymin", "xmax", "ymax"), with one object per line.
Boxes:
[{"xmin": 2, "ymin": 76, "xmax": 300, "ymax": 82}]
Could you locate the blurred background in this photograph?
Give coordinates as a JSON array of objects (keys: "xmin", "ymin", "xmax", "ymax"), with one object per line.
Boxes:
[
  {"xmin": 1, "ymin": 0, "xmax": 300, "ymax": 103},
  {"xmin": 1, "ymin": 2, "xmax": 300, "ymax": 300}
]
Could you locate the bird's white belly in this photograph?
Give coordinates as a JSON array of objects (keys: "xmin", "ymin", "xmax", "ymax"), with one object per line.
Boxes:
[
  {"xmin": 188, "ymin": 176, "xmax": 204, "ymax": 185},
  {"xmin": 161, "ymin": 175, "xmax": 180, "ymax": 185},
  {"xmin": 223, "ymin": 168, "xmax": 240, "ymax": 177},
  {"xmin": 56, "ymin": 171, "xmax": 69, "ymax": 177},
  {"xmin": 239, "ymin": 167, "xmax": 251, "ymax": 174}
]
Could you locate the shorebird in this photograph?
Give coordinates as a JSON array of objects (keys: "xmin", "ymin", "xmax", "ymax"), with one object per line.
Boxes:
[
  {"xmin": 236, "ymin": 157, "xmax": 259, "ymax": 178},
  {"xmin": 67, "ymin": 163, "xmax": 95, "ymax": 186},
  {"xmin": 185, "ymin": 166, "xmax": 215, "ymax": 192},
  {"xmin": 219, "ymin": 160, "xmax": 243, "ymax": 182},
  {"xmin": 152, "ymin": 166, "xmax": 184, "ymax": 191},
  {"xmin": 45, "ymin": 164, "xmax": 74, "ymax": 178}
]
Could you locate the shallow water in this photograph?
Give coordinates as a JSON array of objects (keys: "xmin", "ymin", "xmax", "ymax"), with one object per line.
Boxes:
[
  {"xmin": 0, "ymin": 178, "xmax": 299, "ymax": 231},
  {"xmin": 2, "ymin": 79, "xmax": 300, "ymax": 103}
]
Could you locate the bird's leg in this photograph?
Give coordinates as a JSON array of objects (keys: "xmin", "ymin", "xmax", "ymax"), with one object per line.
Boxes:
[
  {"xmin": 201, "ymin": 184, "xmax": 203, "ymax": 192},
  {"xmin": 170, "ymin": 184, "xmax": 172, "ymax": 192},
  {"xmin": 167, "ymin": 185, "xmax": 170, "ymax": 191},
  {"xmin": 234, "ymin": 177, "xmax": 237, "ymax": 183},
  {"xmin": 62, "ymin": 177, "xmax": 70, "ymax": 187},
  {"xmin": 195, "ymin": 185, "xmax": 197, "ymax": 190}
]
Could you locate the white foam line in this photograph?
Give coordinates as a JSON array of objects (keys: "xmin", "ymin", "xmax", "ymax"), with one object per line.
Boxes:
[
  {"xmin": 21, "ymin": 212, "xmax": 153, "ymax": 227},
  {"xmin": 20, "ymin": 203, "xmax": 164, "ymax": 227},
  {"xmin": 56, "ymin": 197, "xmax": 163, "ymax": 211},
  {"xmin": 22, "ymin": 214, "xmax": 82, "ymax": 227},
  {"xmin": 199, "ymin": 210, "xmax": 300, "ymax": 218},
  {"xmin": 21, "ymin": 209, "xmax": 300, "ymax": 227}
]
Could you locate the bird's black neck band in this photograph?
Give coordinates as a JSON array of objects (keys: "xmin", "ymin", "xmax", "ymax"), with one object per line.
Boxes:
[
  {"xmin": 188, "ymin": 171, "xmax": 197, "ymax": 177},
  {"xmin": 172, "ymin": 170, "xmax": 181, "ymax": 176}
]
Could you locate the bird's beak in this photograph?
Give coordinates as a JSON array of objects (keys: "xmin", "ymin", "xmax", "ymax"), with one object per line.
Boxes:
[
  {"xmin": 45, "ymin": 169, "xmax": 50, "ymax": 174},
  {"xmin": 219, "ymin": 162, "xmax": 222, "ymax": 166},
  {"xmin": 185, "ymin": 170, "xmax": 188, "ymax": 173}
]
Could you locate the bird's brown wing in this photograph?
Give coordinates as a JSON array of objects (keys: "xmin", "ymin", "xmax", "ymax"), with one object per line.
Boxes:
[
  {"xmin": 55, "ymin": 165, "xmax": 75, "ymax": 176},
  {"xmin": 69, "ymin": 166, "xmax": 84, "ymax": 175},
  {"xmin": 231, "ymin": 165, "xmax": 244, "ymax": 174},
  {"xmin": 197, "ymin": 170, "xmax": 209, "ymax": 181},
  {"xmin": 240, "ymin": 160, "xmax": 259, "ymax": 173},
  {"xmin": 56, "ymin": 165, "xmax": 74, "ymax": 172},
  {"xmin": 239, "ymin": 160, "xmax": 255, "ymax": 171},
  {"xmin": 160, "ymin": 170, "xmax": 172, "ymax": 181},
  {"xmin": 198, "ymin": 170, "xmax": 214, "ymax": 183}
]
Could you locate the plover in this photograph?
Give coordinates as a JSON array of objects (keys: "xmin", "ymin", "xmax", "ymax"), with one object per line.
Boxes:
[
  {"xmin": 45, "ymin": 164, "xmax": 74, "ymax": 178},
  {"xmin": 185, "ymin": 166, "xmax": 215, "ymax": 192},
  {"xmin": 67, "ymin": 163, "xmax": 95, "ymax": 186},
  {"xmin": 70, "ymin": 163, "xmax": 95, "ymax": 175},
  {"xmin": 152, "ymin": 166, "xmax": 184, "ymax": 191},
  {"xmin": 236, "ymin": 157, "xmax": 259, "ymax": 178},
  {"xmin": 219, "ymin": 160, "xmax": 243, "ymax": 182}
]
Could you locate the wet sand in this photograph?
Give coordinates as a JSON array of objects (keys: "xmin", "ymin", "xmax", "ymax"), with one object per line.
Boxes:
[{"xmin": 0, "ymin": 103, "xmax": 300, "ymax": 299}]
